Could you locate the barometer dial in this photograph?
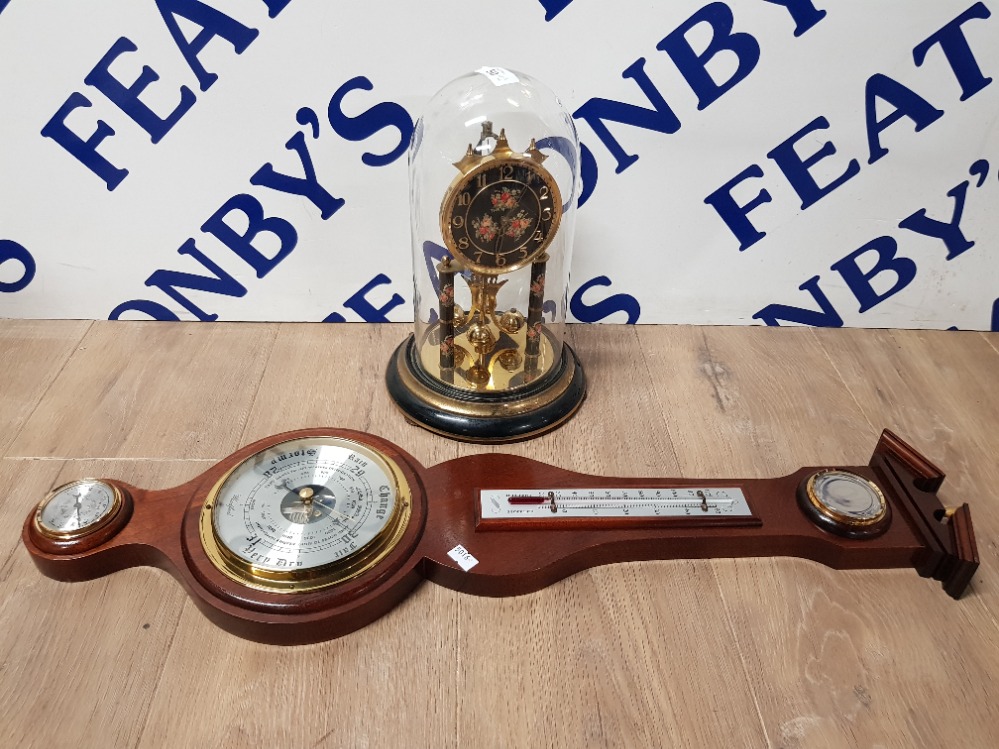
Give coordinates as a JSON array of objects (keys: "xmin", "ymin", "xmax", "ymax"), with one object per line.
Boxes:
[
  {"xmin": 34, "ymin": 479, "xmax": 124, "ymax": 540},
  {"xmin": 199, "ymin": 436, "xmax": 412, "ymax": 593}
]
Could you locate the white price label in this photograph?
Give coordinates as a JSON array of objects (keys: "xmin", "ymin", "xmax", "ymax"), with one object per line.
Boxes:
[
  {"xmin": 476, "ymin": 66, "xmax": 520, "ymax": 87},
  {"xmin": 447, "ymin": 544, "xmax": 479, "ymax": 571}
]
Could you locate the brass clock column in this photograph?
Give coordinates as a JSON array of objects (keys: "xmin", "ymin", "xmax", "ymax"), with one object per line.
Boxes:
[{"xmin": 386, "ymin": 69, "xmax": 585, "ymax": 442}]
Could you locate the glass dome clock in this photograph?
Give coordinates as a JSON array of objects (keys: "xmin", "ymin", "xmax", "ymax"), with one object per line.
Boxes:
[{"xmin": 386, "ymin": 68, "xmax": 585, "ymax": 442}]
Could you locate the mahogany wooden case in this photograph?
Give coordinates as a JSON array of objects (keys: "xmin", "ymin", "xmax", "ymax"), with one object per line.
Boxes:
[{"xmin": 22, "ymin": 427, "xmax": 978, "ymax": 645}]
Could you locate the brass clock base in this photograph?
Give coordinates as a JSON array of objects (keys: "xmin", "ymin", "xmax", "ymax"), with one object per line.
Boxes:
[{"xmin": 385, "ymin": 334, "xmax": 586, "ymax": 443}]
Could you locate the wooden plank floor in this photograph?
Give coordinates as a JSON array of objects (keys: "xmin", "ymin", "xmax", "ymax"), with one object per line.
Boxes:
[{"xmin": 0, "ymin": 321, "xmax": 996, "ymax": 748}]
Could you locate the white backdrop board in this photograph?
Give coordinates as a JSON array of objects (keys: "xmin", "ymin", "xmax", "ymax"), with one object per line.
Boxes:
[{"xmin": 1, "ymin": 0, "xmax": 997, "ymax": 329}]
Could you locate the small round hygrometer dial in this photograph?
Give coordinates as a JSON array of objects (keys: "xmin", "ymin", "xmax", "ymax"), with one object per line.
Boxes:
[
  {"xmin": 34, "ymin": 479, "xmax": 124, "ymax": 540},
  {"xmin": 797, "ymin": 469, "xmax": 891, "ymax": 539}
]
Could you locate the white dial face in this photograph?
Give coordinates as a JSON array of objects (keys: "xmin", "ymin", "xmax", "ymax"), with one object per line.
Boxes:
[
  {"xmin": 209, "ymin": 437, "xmax": 401, "ymax": 575},
  {"xmin": 812, "ymin": 471, "xmax": 885, "ymax": 521},
  {"xmin": 37, "ymin": 480, "xmax": 118, "ymax": 536}
]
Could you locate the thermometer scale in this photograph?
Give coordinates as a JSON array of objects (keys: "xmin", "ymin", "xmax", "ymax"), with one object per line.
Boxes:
[
  {"xmin": 479, "ymin": 487, "xmax": 755, "ymax": 530},
  {"xmin": 22, "ymin": 427, "xmax": 978, "ymax": 644}
]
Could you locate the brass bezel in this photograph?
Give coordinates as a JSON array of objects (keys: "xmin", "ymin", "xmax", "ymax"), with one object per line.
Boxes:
[
  {"xmin": 440, "ymin": 152, "xmax": 562, "ymax": 275},
  {"xmin": 33, "ymin": 479, "xmax": 124, "ymax": 541},
  {"xmin": 199, "ymin": 436, "xmax": 413, "ymax": 594},
  {"xmin": 804, "ymin": 470, "xmax": 888, "ymax": 527}
]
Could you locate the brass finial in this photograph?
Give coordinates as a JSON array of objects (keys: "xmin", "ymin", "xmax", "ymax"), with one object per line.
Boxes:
[
  {"xmin": 526, "ymin": 138, "xmax": 548, "ymax": 164},
  {"xmin": 453, "ymin": 143, "xmax": 478, "ymax": 173}
]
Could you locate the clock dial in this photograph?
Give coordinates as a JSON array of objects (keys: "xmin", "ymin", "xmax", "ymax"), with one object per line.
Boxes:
[{"xmin": 442, "ymin": 159, "xmax": 561, "ymax": 274}]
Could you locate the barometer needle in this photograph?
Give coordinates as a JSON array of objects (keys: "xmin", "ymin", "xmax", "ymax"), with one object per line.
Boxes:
[
  {"xmin": 313, "ymin": 488, "xmax": 354, "ymax": 523},
  {"xmin": 321, "ymin": 503, "xmax": 353, "ymax": 523}
]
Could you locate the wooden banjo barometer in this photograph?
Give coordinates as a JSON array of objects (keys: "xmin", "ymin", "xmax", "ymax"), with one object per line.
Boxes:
[{"xmin": 23, "ymin": 427, "xmax": 978, "ymax": 645}]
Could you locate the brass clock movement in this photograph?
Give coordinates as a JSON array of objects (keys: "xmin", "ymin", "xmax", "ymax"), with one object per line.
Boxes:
[
  {"xmin": 431, "ymin": 122, "xmax": 565, "ymax": 389},
  {"xmin": 386, "ymin": 69, "xmax": 585, "ymax": 442}
]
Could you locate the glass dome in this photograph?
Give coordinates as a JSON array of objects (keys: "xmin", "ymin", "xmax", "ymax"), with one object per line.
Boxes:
[{"xmin": 386, "ymin": 68, "xmax": 585, "ymax": 442}]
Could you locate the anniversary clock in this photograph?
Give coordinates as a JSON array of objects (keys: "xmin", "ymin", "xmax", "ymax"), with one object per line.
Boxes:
[
  {"xmin": 386, "ymin": 68, "xmax": 584, "ymax": 442},
  {"xmin": 23, "ymin": 427, "xmax": 978, "ymax": 645}
]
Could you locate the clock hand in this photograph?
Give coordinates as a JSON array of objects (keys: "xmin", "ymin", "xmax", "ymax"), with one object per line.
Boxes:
[{"xmin": 494, "ymin": 204, "xmax": 520, "ymax": 255}]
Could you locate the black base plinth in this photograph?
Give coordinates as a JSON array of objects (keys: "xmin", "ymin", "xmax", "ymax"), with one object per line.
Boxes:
[{"xmin": 385, "ymin": 335, "xmax": 586, "ymax": 443}]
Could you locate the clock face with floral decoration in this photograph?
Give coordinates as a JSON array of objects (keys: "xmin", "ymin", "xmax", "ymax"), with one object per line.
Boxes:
[{"xmin": 441, "ymin": 149, "xmax": 561, "ymax": 275}]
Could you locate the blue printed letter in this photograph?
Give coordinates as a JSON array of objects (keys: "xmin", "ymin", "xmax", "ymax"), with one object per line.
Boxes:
[
  {"xmin": 569, "ymin": 276, "xmax": 641, "ymax": 323},
  {"xmin": 143, "ymin": 239, "xmax": 248, "ymax": 321},
  {"xmin": 343, "ymin": 275, "xmax": 405, "ymax": 321},
  {"xmin": 84, "ymin": 37, "xmax": 196, "ymax": 143},
  {"xmin": 760, "ymin": 0, "xmax": 827, "ymax": 36},
  {"xmin": 865, "ymin": 74, "xmax": 943, "ymax": 164},
  {"xmin": 767, "ymin": 116, "xmax": 859, "ymax": 209},
  {"xmin": 202, "ymin": 195, "xmax": 297, "ymax": 277},
  {"xmin": 753, "ymin": 276, "xmax": 843, "ymax": 327},
  {"xmin": 537, "ymin": 0, "xmax": 574, "ymax": 21},
  {"xmin": 703, "ymin": 164, "xmax": 772, "ymax": 250},
  {"xmin": 251, "ymin": 129, "xmax": 345, "ymax": 219},
  {"xmin": 914, "ymin": 3, "xmax": 992, "ymax": 101},
  {"xmin": 831, "ymin": 236, "xmax": 917, "ymax": 313},
  {"xmin": 898, "ymin": 181, "xmax": 974, "ymax": 260},
  {"xmin": 260, "ymin": 0, "xmax": 292, "ymax": 17},
  {"xmin": 328, "ymin": 77, "xmax": 413, "ymax": 167},
  {"xmin": 0, "ymin": 239, "xmax": 36, "ymax": 293},
  {"xmin": 573, "ymin": 58, "xmax": 680, "ymax": 174},
  {"xmin": 41, "ymin": 93, "xmax": 129, "ymax": 190},
  {"xmin": 658, "ymin": 2, "xmax": 761, "ymax": 110},
  {"xmin": 156, "ymin": 0, "xmax": 259, "ymax": 91}
]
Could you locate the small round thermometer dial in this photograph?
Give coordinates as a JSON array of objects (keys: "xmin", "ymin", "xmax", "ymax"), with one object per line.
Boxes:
[
  {"xmin": 34, "ymin": 479, "xmax": 125, "ymax": 541},
  {"xmin": 797, "ymin": 469, "xmax": 891, "ymax": 539},
  {"xmin": 200, "ymin": 436, "xmax": 413, "ymax": 593}
]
